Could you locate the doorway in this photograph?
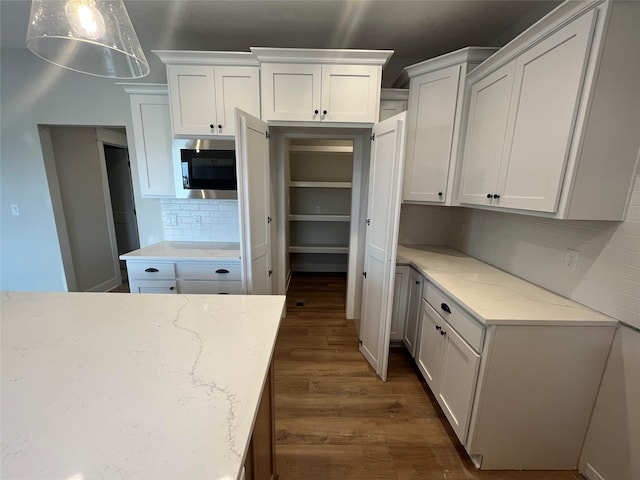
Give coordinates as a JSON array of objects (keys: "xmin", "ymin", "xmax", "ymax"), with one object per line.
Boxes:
[
  {"xmin": 272, "ymin": 128, "xmax": 371, "ymax": 323},
  {"xmin": 40, "ymin": 126, "xmax": 139, "ymax": 292}
]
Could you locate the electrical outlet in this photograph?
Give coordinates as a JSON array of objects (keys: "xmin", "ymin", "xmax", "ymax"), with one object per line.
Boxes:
[
  {"xmin": 10, "ymin": 204, "xmax": 20, "ymax": 216},
  {"xmin": 165, "ymin": 214, "xmax": 177, "ymax": 226},
  {"xmin": 564, "ymin": 249, "xmax": 579, "ymax": 270},
  {"xmin": 315, "ymin": 206, "xmax": 321, "ymax": 214}
]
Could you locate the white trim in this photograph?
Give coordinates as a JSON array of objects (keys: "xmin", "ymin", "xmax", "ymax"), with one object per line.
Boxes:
[
  {"xmin": 153, "ymin": 50, "xmax": 260, "ymax": 66},
  {"xmin": 251, "ymin": 47, "xmax": 393, "ymax": 66},
  {"xmin": 380, "ymin": 88, "xmax": 409, "ymax": 101},
  {"xmin": 117, "ymin": 83, "xmax": 168, "ymax": 95},
  {"xmin": 405, "ymin": 47, "xmax": 498, "ymax": 78},
  {"xmin": 38, "ymin": 126, "xmax": 76, "ymax": 292}
]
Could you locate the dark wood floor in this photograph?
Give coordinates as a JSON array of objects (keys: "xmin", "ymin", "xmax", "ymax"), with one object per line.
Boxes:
[{"xmin": 274, "ymin": 273, "xmax": 585, "ymax": 480}]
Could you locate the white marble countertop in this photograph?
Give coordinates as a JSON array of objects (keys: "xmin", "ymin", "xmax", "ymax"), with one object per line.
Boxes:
[
  {"xmin": 120, "ymin": 241, "xmax": 241, "ymax": 261},
  {"xmin": 1, "ymin": 292, "xmax": 285, "ymax": 480},
  {"xmin": 397, "ymin": 245, "xmax": 617, "ymax": 326}
]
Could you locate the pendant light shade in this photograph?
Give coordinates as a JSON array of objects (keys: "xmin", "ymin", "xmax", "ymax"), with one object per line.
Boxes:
[{"xmin": 26, "ymin": 0, "xmax": 149, "ymax": 79}]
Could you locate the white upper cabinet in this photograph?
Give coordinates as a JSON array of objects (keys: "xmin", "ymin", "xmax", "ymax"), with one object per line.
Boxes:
[
  {"xmin": 379, "ymin": 88, "xmax": 409, "ymax": 121},
  {"xmin": 154, "ymin": 51, "xmax": 260, "ymax": 138},
  {"xmin": 459, "ymin": 0, "xmax": 640, "ymax": 220},
  {"xmin": 121, "ymin": 84, "xmax": 175, "ymax": 197},
  {"xmin": 253, "ymin": 48, "xmax": 392, "ymax": 124},
  {"xmin": 403, "ymin": 48, "xmax": 497, "ymax": 205}
]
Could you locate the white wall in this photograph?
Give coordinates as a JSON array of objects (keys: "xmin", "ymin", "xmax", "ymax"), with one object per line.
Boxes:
[
  {"xmin": 0, "ymin": 48, "xmax": 166, "ymax": 291},
  {"xmin": 161, "ymin": 199, "xmax": 240, "ymax": 242},
  {"xmin": 398, "ymin": 204, "xmax": 453, "ymax": 245}
]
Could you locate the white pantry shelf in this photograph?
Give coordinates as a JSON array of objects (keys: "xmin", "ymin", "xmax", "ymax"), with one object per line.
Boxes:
[
  {"xmin": 288, "ymin": 214, "xmax": 351, "ymax": 222},
  {"xmin": 289, "ymin": 244, "xmax": 349, "ymax": 254},
  {"xmin": 289, "ymin": 181, "xmax": 352, "ymax": 189}
]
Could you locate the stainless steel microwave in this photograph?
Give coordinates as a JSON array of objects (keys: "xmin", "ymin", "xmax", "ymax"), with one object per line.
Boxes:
[{"xmin": 173, "ymin": 139, "xmax": 237, "ymax": 199}]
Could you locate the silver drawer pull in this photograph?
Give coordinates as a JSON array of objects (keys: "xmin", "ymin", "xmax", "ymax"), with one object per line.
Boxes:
[
  {"xmin": 215, "ymin": 269, "xmax": 230, "ymax": 274},
  {"xmin": 144, "ymin": 267, "xmax": 159, "ymax": 273}
]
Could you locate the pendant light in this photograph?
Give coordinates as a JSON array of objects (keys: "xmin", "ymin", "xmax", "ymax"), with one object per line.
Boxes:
[{"xmin": 26, "ymin": 0, "xmax": 149, "ymax": 79}]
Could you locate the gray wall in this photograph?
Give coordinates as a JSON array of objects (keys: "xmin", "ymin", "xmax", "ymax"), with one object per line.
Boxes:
[{"xmin": 0, "ymin": 48, "xmax": 166, "ymax": 291}]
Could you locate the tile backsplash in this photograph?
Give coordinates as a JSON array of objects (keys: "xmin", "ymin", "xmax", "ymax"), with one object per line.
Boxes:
[{"xmin": 161, "ymin": 199, "xmax": 240, "ymax": 242}]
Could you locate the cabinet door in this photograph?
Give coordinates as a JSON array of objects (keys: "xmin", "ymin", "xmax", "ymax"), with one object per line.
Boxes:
[
  {"xmin": 359, "ymin": 113, "xmax": 407, "ymax": 381},
  {"xmin": 321, "ymin": 65, "xmax": 380, "ymax": 123},
  {"xmin": 214, "ymin": 66, "xmax": 261, "ymax": 136},
  {"xmin": 404, "ymin": 65, "xmax": 462, "ymax": 203},
  {"xmin": 167, "ymin": 65, "xmax": 217, "ymax": 136},
  {"xmin": 403, "ymin": 268, "xmax": 423, "ymax": 357},
  {"xmin": 496, "ymin": 10, "xmax": 596, "ymax": 212},
  {"xmin": 438, "ymin": 321, "xmax": 481, "ymax": 444},
  {"xmin": 129, "ymin": 279, "xmax": 177, "ymax": 294},
  {"xmin": 236, "ymin": 109, "xmax": 272, "ymax": 295},
  {"xmin": 128, "ymin": 94, "xmax": 175, "ymax": 197},
  {"xmin": 260, "ymin": 63, "xmax": 321, "ymax": 121},
  {"xmin": 459, "ymin": 62, "xmax": 515, "ymax": 206},
  {"xmin": 390, "ymin": 266, "xmax": 410, "ymax": 341},
  {"xmin": 416, "ymin": 300, "xmax": 444, "ymax": 391}
]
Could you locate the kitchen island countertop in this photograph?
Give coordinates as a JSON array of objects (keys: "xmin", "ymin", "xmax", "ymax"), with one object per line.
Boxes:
[
  {"xmin": 120, "ymin": 240, "xmax": 241, "ymax": 261},
  {"xmin": 397, "ymin": 244, "xmax": 616, "ymax": 326},
  {"xmin": 1, "ymin": 291, "xmax": 285, "ymax": 480}
]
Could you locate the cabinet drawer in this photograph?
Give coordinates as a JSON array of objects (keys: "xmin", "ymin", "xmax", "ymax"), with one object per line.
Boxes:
[
  {"xmin": 424, "ymin": 282, "xmax": 485, "ymax": 352},
  {"xmin": 176, "ymin": 262, "xmax": 242, "ymax": 281},
  {"xmin": 127, "ymin": 262, "xmax": 176, "ymax": 280},
  {"xmin": 177, "ymin": 280, "xmax": 243, "ymax": 295}
]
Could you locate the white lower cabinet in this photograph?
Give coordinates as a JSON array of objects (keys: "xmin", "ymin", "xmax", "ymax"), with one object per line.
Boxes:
[
  {"xmin": 417, "ymin": 295, "xmax": 481, "ymax": 444},
  {"xmin": 126, "ymin": 259, "xmax": 242, "ymax": 294},
  {"xmin": 412, "ymin": 277, "xmax": 616, "ymax": 470}
]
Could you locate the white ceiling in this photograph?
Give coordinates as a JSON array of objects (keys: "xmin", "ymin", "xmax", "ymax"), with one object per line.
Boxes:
[{"xmin": 0, "ymin": 0, "xmax": 561, "ymax": 86}]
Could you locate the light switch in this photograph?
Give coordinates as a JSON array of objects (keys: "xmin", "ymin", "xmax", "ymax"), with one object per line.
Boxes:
[{"xmin": 10, "ymin": 204, "xmax": 20, "ymax": 216}]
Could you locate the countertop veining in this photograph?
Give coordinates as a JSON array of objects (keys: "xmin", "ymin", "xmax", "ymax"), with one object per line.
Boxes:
[
  {"xmin": 1, "ymin": 292, "xmax": 285, "ymax": 480},
  {"xmin": 120, "ymin": 241, "xmax": 241, "ymax": 261},
  {"xmin": 397, "ymin": 245, "xmax": 616, "ymax": 326}
]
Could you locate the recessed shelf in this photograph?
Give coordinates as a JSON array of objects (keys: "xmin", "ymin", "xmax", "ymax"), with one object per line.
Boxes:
[
  {"xmin": 288, "ymin": 145, "xmax": 353, "ymax": 153},
  {"xmin": 289, "ymin": 214, "xmax": 350, "ymax": 222},
  {"xmin": 289, "ymin": 181, "xmax": 352, "ymax": 189},
  {"xmin": 289, "ymin": 244, "xmax": 349, "ymax": 254}
]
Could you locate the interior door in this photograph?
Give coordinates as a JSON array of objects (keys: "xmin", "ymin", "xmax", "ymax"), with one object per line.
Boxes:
[
  {"xmin": 235, "ymin": 108, "xmax": 272, "ymax": 295},
  {"xmin": 359, "ymin": 112, "xmax": 407, "ymax": 381}
]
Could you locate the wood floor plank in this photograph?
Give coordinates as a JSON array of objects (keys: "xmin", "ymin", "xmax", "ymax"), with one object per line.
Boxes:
[{"xmin": 274, "ymin": 273, "xmax": 585, "ymax": 480}]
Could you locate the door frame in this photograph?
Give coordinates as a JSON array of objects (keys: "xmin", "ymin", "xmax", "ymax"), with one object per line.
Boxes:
[
  {"xmin": 96, "ymin": 128, "xmax": 133, "ymax": 290},
  {"xmin": 270, "ymin": 127, "xmax": 369, "ymax": 320}
]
